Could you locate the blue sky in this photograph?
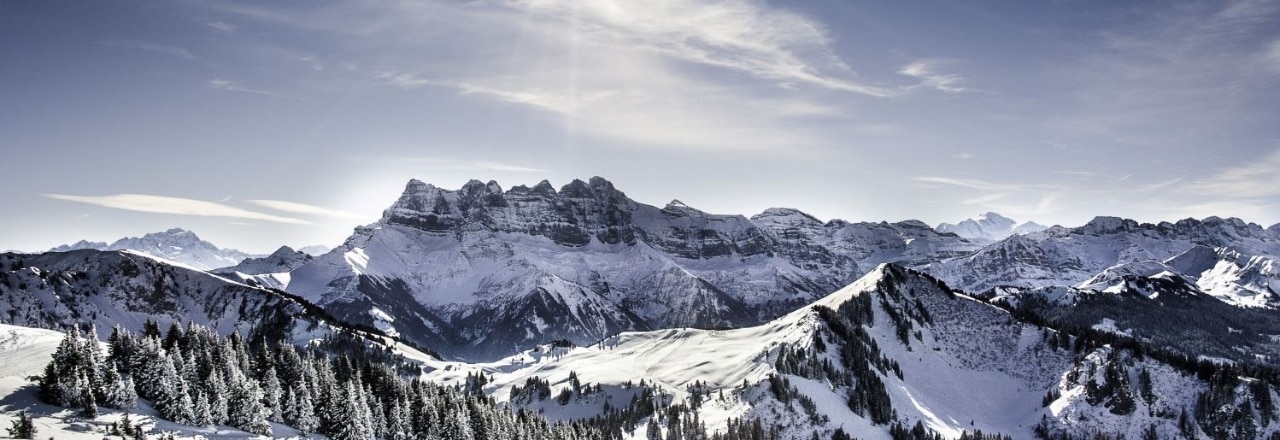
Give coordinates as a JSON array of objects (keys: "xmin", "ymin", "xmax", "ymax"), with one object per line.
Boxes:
[{"xmin": 2, "ymin": 0, "xmax": 1279, "ymax": 253}]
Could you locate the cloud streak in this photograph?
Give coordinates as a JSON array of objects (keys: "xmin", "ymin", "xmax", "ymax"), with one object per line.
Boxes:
[
  {"xmin": 245, "ymin": 200, "xmax": 365, "ymax": 220},
  {"xmin": 100, "ymin": 39, "xmax": 200, "ymax": 61},
  {"xmin": 912, "ymin": 176, "xmax": 1059, "ymax": 192},
  {"xmin": 206, "ymin": 0, "xmax": 881, "ymax": 152},
  {"xmin": 510, "ymin": 0, "xmax": 890, "ymax": 97},
  {"xmin": 207, "ymin": 78, "xmax": 275, "ymax": 96},
  {"xmin": 899, "ymin": 60, "xmax": 967, "ymax": 93},
  {"xmin": 396, "ymin": 157, "xmax": 552, "ymax": 173},
  {"xmin": 1185, "ymin": 149, "xmax": 1280, "ymax": 198},
  {"xmin": 44, "ymin": 194, "xmax": 311, "ymax": 225}
]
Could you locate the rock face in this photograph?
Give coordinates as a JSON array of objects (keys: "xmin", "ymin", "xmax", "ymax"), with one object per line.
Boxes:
[
  {"xmin": 281, "ymin": 177, "xmax": 976, "ymax": 360},
  {"xmin": 49, "ymin": 228, "xmax": 260, "ymax": 271},
  {"xmin": 266, "ymin": 177, "xmax": 1280, "ymax": 361}
]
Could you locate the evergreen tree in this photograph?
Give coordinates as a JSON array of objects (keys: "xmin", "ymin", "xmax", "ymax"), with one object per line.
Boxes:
[
  {"xmin": 647, "ymin": 418, "xmax": 664, "ymax": 440},
  {"xmin": 288, "ymin": 384, "xmax": 319, "ymax": 434},
  {"xmin": 79, "ymin": 372, "xmax": 99, "ymax": 418},
  {"xmin": 192, "ymin": 390, "xmax": 213, "ymax": 427},
  {"xmin": 261, "ymin": 366, "xmax": 284, "ymax": 423},
  {"xmin": 5, "ymin": 410, "xmax": 35, "ymax": 439},
  {"xmin": 331, "ymin": 381, "xmax": 373, "ymax": 440},
  {"xmin": 227, "ymin": 372, "xmax": 271, "ymax": 436},
  {"xmin": 204, "ymin": 369, "xmax": 229, "ymax": 424},
  {"xmin": 131, "ymin": 337, "xmax": 165, "ymax": 400},
  {"xmin": 101, "ymin": 363, "xmax": 137, "ymax": 409},
  {"xmin": 154, "ymin": 350, "xmax": 193, "ymax": 424}
]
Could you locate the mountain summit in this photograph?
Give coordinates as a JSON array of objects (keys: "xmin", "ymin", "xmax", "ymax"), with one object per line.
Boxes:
[
  {"xmin": 49, "ymin": 228, "xmax": 260, "ymax": 271},
  {"xmin": 936, "ymin": 212, "xmax": 1046, "ymax": 243}
]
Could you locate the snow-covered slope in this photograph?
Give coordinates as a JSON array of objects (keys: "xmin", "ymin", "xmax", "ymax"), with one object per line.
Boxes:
[
  {"xmin": 50, "ymin": 228, "xmax": 261, "ymax": 271},
  {"xmin": 411, "ymin": 264, "xmax": 1273, "ymax": 439},
  {"xmin": 214, "ymin": 246, "xmax": 313, "ymax": 290},
  {"xmin": 281, "ymin": 178, "xmax": 977, "ymax": 361},
  {"xmin": 418, "ymin": 265, "xmax": 1067, "ymax": 438},
  {"xmin": 0, "ymin": 249, "xmax": 388, "ymax": 347}
]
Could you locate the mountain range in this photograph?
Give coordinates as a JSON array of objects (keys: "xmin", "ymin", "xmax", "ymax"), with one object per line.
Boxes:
[
  {"xmin": 48, "ymin": 228, "xmax": 263, "ymax": 271},
  {"xmin": 6, "ymin": 176, "xmax": 1280, "ymax": 439}
]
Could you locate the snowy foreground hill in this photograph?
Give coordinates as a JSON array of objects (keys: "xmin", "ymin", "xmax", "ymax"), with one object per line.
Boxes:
[{"xmin": 415, "ymin": 265, "xmax": 1278, "ymax": 440}]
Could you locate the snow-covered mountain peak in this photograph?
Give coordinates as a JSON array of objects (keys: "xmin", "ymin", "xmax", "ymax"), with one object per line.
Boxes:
[
  {"xmin": 662, "ymin": 199, "xmax": 707, "ymax": 215},
  {"xmin": 48, "ymin": 239, "xmax": 108, "ymax": 252},
  {"xmin": 935, "ymin": 211, "xmax": 1039, "ymax": 243},
  {"xmin": 976, "ymin": 211, "xmax": 1015, "ymax": 226},
  {"xmin": 48, "ymin": 229, "xmax": 259, "ymax": 271},
  {"xmin": 749, "ymin": 207, "xmax": 824, "ymax": 230}
]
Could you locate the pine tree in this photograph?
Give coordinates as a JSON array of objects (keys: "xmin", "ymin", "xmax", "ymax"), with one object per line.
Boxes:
[
  {"xmin": 79, "ymin": 372, "xmax": 99, "ymax": 418},
  {"xmin": 204, "ymin": 369, "xmax": 229, "ymax": 424},
  {"xmin": 154, "ymin": 350, "xmax": 193, "ymax": 424},
  {"xmin": 227, "ymin": 373, "xmax": 271, "ymax": 436},
  {"xmin": 261, "ymin": 366, "xmax": 284, "ymax": 423},
  {"xmin": 331, "ymin": 381, "xmax": 373, "ymax": 440},
  {"xmin": 192, "ymin": 390, "xmax": 213, "ymax": 427},
  {"xmin": 131, "ymin": 337, "xmax": 165, "ymax": 400},
  {"xmin": 647, "ymin": 418, "xmax": 664, "ymax": 440},
  {"xmin": 101, "ymin": 363, "xmax": 137, "ymax": 409},
  {"xmin": 5, "ymin": 410, "xmax": 35, "ymax": 439},
  {"xmin": 288, "ymin": 384, "xmax": 319, "ymax": 434},
  {"xmin": 42, "ymin": 326, "xmax": 86, "ymax": 407}
]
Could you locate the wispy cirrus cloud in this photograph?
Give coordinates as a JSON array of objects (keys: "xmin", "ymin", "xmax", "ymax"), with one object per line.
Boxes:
[
  {"xmin": 203, "ymin": 0, "xmax": 877, "ymax": 151},
  {"xmin": 899, "ymin": 60, "xmax": 967, "ymax": 93},
  {"xmin": 206, "ymin": 21, "xmax": 236, "ymax": 33},
  {"xmin": 43, "ymin": 194, "xmax": 310, "ymax": 225},
  {"xmin": 99, "ymin": 39, "xmax": 200, "ymax": 61},
  {"xmin": 913, "ymin": 176, "xmax": 1068, "ymax": 220},
  {"xmin": 245, "ymin": 200, "xmax": 365, "ymax": 220},
  {"xmin": 912, "ymin": 176, "xmax": 1059, "ymax": 192},
  {"xmin": 1265, "ymin": 40, "xmax": 1280, "ymax": 74},
  {"xmin": 394, "ymin": 157, "xmax": 551, "ymax": 173},
  {"xmin": 509, "ymin": 0, "xmax": 890, "ymax": 97},
  {"xmin": 207, "ymin": 78, "xmax": 275, "ymax": 96},
  {"xmin": 1185, "ymin": 149, "xmax": 1280, "ymax": 198}
]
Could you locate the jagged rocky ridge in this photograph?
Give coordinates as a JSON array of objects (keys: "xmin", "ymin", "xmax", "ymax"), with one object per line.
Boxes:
[
  {"xmin": 927, "ymin": 215, "xmax": 1280, "ymax": 299},
  {"xmin": 277, "ymin": 177, "xmax": 978, "ymax": 361},
  {"xmin": 270, "ymin": 178, "xmax": 1280, "ymax": 361}
]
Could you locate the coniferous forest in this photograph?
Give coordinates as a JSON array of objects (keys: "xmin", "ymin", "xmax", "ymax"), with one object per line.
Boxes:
[{"xmin": 37, "ymin": 321, "xmax": 607, "ymax": 439}]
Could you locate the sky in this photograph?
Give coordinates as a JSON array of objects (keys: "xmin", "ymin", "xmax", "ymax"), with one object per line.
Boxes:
[{"xmin": 2, "ymin": 0, "xmax": 1279, "ymax": 254}]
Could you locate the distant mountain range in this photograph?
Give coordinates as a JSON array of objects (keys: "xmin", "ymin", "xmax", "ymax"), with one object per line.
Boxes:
[
  {"xmin": 48, "ymin": 229, "xmax": 330, "ymax": 271},
  {"xmin": 48, "ymin": 228, "xmax": 261, "ymax": 271}
]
